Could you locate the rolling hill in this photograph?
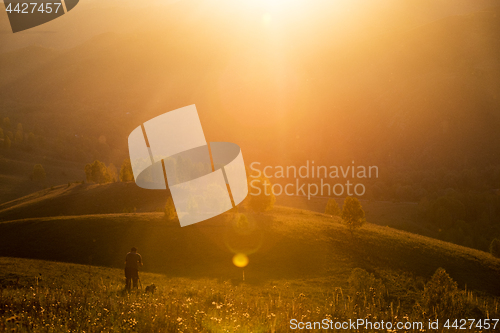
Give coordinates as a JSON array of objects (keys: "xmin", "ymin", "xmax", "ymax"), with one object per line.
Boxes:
[
  {"xmin": 0, "ymin": 205, "xmax": 498, "ymax": 295},
  {"xmin": 0, "ymin": 182, "xmax": 169, "ymax": 221},
  {"xmin": 0, "ymin": 182, "xmax": 425, "ymax": 236},
  {"xmin": 0, "ymin": 148, "xmax": 85, "ymax": 204}
]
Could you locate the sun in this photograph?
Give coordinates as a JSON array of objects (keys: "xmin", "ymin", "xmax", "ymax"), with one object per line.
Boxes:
[{"xmin": 238, "ymin": 0, "xmax": 309, "ymax": 14}]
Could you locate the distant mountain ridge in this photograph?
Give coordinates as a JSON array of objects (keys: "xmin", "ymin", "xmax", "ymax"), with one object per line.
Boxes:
[{"xmin": 1, "ymin": 6, "xmax": 500, "ymax": 168}]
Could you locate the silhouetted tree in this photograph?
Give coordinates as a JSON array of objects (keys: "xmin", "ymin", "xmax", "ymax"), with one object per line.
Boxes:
[
  {"xmin": 325, "ymin": 198, "xmax": 341, "ymax": 216},
  {"xmin": 490, "ymin": 238, "xmax": 500, "ymax": 258},
  {"xmin": 32, "ymin": 164, "xmax": 46, "ymax": 181},
  {"xmin": 248, "ymin": 176, "xmax": 275, "ymax": 212},
  {"xmin": 119, "ymin": 159, "xmax": 134, "ymax": 182},
  {"xmin": 341, "ymin": 196, "xmax": 366, "ymax": 233},
  {"xmin": 85, "ymin": 160, "xmax": 112, "ymax": 184}
]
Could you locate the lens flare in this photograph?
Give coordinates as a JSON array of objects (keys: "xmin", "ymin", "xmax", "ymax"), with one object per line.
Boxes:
[{"xmin": 232, "ymin": 253, "xmax": 249, "ymax": 267}]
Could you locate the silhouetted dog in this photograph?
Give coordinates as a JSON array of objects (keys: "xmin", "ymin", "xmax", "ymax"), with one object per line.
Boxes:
[{"xmin": 145, "ymin": 283, "xmax": 156, "ymax": 294}]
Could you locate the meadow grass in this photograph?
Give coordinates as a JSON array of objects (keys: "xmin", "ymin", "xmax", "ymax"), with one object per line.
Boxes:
[{"xmin": 0, "ymin": 257, "xmax": 499, "ymax": 332}]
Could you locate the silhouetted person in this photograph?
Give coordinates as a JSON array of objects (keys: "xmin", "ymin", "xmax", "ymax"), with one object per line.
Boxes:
[{"xmin": 125, "ymin": 247, "xmax": 143, "ymax": 291}]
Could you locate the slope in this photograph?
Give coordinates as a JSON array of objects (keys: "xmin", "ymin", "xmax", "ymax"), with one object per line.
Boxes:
[
  {"xmin": 0, "ymin": 207, "xmax": 498, "ymax": 295},
  {"xmin": 0, "ymin": 182, "xmax": 169, "ymax": 221}
]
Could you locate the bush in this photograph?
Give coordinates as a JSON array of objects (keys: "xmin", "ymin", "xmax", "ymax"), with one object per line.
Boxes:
[
  {"xmin": 325, "ymin": 198, "xmax": 341, "ymax": 216},
  {"xmin": 490, "ymin": 238, "xmax": 500, "ymax": 258},
  {"xmin": 422, "ymin": 268, "xmax": 458, "ymax": 318},
  {"xmin": 341, "ymin": 196, "xmax": 366, "ymax": 233},
  {"xmin": 347, "ymin": 268, "xmax": 386, "ymax": 304},
  {"xmin": 248, "ymin": 176, "xmax": 275, "ymax": 212}
]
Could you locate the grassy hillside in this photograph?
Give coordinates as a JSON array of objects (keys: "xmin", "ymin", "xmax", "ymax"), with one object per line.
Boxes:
[
  {"xmin": 0, "ymin": 182, "xmax": 168, "ymax": 221},
  {"xmin": 0, "ymin": 148, "xmax": 85, "ymax": 204},
  {"xmin": 1, "ymin": 257, "xmax": 497, "ymax": 332},
  {"xmin": 0, "ymin": 183, "xmax": 421, "ymax": 231},
  {"xmin": 0, "ymin": 207, "xmax": 498, "ymax": 296},
  {"xmin": 277, "ymin": 196, "xmax": 426, "ymax": 233}
]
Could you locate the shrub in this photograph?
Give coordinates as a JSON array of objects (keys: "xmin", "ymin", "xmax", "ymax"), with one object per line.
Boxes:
[
  {"xmin": 248, "ymin": 176, "xmax": 275, "ymax": 212},
  {"xmin": 325, "ymin": 198, "xmax": 341, "ymax": 216},
  {"xmin": 490, "ymin": 238, "xmax": 500, "ymax": 258},
  {"xmin": 341, "ymin": 196, "xmax": 366, "ymax": 233},
  {"xmin": 348, "ymin": 268, "xmax": 386, "ymax": 304},
  {"xmin": 422, "ymin": 268, "xmax": 459, "ymax": 318}
]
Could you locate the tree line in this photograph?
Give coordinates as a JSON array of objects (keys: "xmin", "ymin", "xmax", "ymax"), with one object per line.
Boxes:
[
  {"xmin": 84, "ymin": 159, "xmax": 134, "ymax": 184},
  {"xmin": 0, "ymin": 117, "xmax": 37, "ymax": 150}
]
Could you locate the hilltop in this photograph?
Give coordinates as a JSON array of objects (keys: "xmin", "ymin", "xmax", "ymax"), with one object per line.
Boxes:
[{"xmin": 0, "ymin": 182, "xmax": 168, "ymax": 221}]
